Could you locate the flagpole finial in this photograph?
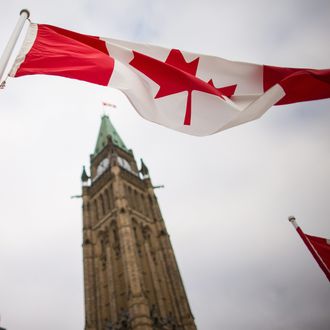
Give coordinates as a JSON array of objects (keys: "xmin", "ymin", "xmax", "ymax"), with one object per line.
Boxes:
[
  {"xmin": 288, "ymin": 215, "xmax": 298, "ymax": 229},
  {"xmin": 288, "ymin": 215, "xmax": 296, "ymax": 222},
  {"xmin": 20, "ymin": 9, "xmax": 30, "ymax": 19}
]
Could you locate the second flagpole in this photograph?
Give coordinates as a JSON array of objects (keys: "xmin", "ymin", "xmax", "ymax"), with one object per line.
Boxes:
[
  {"xmin": 0, "ymin": 9, "xmax": 30, "ymax": 83},
  {"xmin": 289, "ymin": 216, "xmax": 330, "ymax": 281}
]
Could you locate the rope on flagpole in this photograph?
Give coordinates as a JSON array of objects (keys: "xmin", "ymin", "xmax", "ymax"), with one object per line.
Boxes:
[{"xmin": 0, "ymin": 9, "xmax": 30, "ymax": 87}]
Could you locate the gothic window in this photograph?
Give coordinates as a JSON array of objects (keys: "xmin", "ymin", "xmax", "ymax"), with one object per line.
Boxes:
[
  {"xmin": 132, "ymin": 189, "xmax": 136, "ymax": 211},
  {"xmin": 85, "ymin": 202, "xmax": 91, "ymax": 226},
  {"xmin": 100, "ymin": 194, "xmax": 106, "ymax": 217},
  {"xmin": 98, "ymin": 230, "xmax": 108, "ymax": 270},
  {"xmin": 132, "ymin": 219, "xmax": 142, "ymax": 256},
  {"xmin": 142, "ymin": 225, "xmax": 151, "ymax": 241},
  {"xmin": 134, "ymin": 190, "xmax": 142, "ymax": 213},
  {"xmin": 94, "ymin": 200, "xmax": 99, "ymax": 221},
  {"xmin": 141, "ymin": 193, "xmax": 148, "ymax": 216},
  {"xmin": 138, "ymin": 193, "xmax": 144, "ymax": 214},
  {"xmin": 104, "ymin": 189, "xmax": 110, "ymax": 212},
  {"xmin": 110, "ymin": 221, "xmax": 120, "ymax": 257},
  {"xmin": 109, "ymin": 184, "xmax": 114, "ymax": 210},
  {"xmin": 125, "ymin": 185, "xmax": 131, "ymax": 208},
  {"xmin": 139, "ymin": 193, "xmax": 144, "ymax": 214},
  {"xmin": 148, "ymin": 195, "xmax": 155, "ymax": 218}
]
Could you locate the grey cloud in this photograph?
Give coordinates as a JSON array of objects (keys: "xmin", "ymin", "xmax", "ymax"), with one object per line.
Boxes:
[{"xmin": 0, "ymin": 1, "xmax": 330, "ymax": 330}]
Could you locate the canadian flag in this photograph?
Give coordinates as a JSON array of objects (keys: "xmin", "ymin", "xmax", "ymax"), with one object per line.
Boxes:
[
  {"xmin": 10, "ymin": 23, "xmax": 330, "ymax": 136},
  {"xmin": 289, "ymin": 217, "xmax": 330, "ymax": 282}
]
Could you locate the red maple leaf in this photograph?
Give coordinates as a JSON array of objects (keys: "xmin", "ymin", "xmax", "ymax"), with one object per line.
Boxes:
[{"xmin": 129, "ymin": 49, "xmax": 237, "ymax": 125}]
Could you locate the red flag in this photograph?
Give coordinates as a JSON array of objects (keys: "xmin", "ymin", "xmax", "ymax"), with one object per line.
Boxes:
[
  {"xmin": 289, "ymin": 217, "xmax": 330, "ymax": 282},
  {"xmin": 10, "ymin": 23, "xmax": 330, "ymax": 136}
]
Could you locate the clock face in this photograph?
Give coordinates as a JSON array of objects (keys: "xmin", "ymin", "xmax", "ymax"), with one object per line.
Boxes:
[
  {"xmin": 95, "ymin": 158, "xmax": 110, "ymax": 178},
  {"xmin": 117, "ymin": 156, "xmax": 131, "ymax": 172},
  {"xmin": 117, "ymin": 156, "xmax": 139, "ymax": 176}
]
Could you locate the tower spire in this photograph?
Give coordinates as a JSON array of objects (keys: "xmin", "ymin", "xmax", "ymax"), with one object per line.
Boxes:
[
  {"xmin": 82, "ymin": 114, "xmax": 197, "ymax": 330},
  {"xmin": 94, "ymin": 114, "xmax": 128, "ymax": 156}
]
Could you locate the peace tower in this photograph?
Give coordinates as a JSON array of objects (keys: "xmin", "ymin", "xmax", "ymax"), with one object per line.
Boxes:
[{"xmin": 81, "ymin": 115, "xmax": 197, "ymax": 330}]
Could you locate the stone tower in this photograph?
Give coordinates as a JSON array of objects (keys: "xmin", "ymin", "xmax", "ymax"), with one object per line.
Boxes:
[{"xmin": 81, "ymin": 115, "xmax": 197, "ymax": 330}]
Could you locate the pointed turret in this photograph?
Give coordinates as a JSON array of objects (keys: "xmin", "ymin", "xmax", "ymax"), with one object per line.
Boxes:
[
  {"xmin": 94, "ymin": 115, "xmax": 128, "ymax": 156},
  {"xmin": 140, "ymin": 159, "xmax": 150, "ymax": 178},
  {"xmin": 81, "ymin": 166, "xmax": 89, "ymax": 182}
]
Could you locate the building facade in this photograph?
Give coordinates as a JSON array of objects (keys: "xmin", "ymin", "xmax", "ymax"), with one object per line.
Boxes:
[{"xmin": 81, "ymin": 115, "xmax": 196, "ymax": 330}]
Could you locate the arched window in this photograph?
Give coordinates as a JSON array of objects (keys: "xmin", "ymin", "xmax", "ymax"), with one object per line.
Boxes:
[
  {"xmin": 148, "ymin": 195, "xmax": 155, "ymax": 218},
  {"xmin": 99, "ymin": 194, "xmax": 105, "ymax": 218},
  {"xmin": 131, "ymin": 188, "xmax": 136, "ymax": 210},
  {"xmin": 134, "ymin": 190, "xmax": 141, "ymax": 213},
  {"xmin": 132, "ymin": 219, "xmax": 139, "ymax": 243},
  {"xmin": 142, "ymin": 194, "xmax": 150, "ymax": 217},
  {"xmin": 109, "ymin": 184, "xmax": 114, "ymax": 210},
  {"xmin": 141, "ymin": 193, "xmax": 147, "ymax": 215},
  {"xmin": 85, "ymin": 202, "xmax": 91, "ymax": 227},
  {"xmin": 104, "ymin": 189, "xmax": 110, "ymax": 212},
  {"xmin": 126, "ymin": 186, "xmax": 131, "ymax": 208},
  {"xmin": 142, "ymin": 225, "xmax": 151, "ymax": 241},
  {"xmin": 110, "ymin": 220, "xmax": 120, "ymax": 256},
  {"xmin": 94, "ymin": 199, "xmax": 99, "ymax": 221},
  {"xmin": 139, "ymin": 192, "xmax": 143, "ymax": 213}
]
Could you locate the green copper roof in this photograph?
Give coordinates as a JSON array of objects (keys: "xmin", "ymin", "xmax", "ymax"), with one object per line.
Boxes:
[{"xmin": 94, "ymin": 115, "xmax": 128, "ymax": 155}]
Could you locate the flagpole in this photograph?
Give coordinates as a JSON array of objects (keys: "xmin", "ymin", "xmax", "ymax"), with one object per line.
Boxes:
[
  {"xmin": 288, "ymin": 216, "xmax": 330, "ymax": 281},
  {"xmin": 0, "ymin": 9, "xmax": 30, "ymax": 82}
]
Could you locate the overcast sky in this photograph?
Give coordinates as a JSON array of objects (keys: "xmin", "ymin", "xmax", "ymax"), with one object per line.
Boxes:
[{"xmin": 0, "ymin": 1, "xmax": 330, "ymax": 329}]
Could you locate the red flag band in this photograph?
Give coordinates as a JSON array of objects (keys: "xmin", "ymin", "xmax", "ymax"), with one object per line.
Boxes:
[{"xmin": 289, "ymin": 217, "xmax": 330, "ymax": 282}]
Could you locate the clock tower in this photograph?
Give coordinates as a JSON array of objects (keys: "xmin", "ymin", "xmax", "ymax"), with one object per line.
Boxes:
[{"xmin": 81, "ymin": 115, "xmax": 197, "ymax": 330}]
